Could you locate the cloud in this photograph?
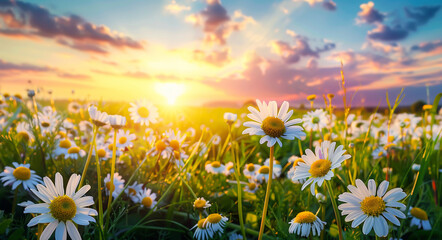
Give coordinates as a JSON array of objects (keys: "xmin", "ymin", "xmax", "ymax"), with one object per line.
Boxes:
[
  {"xmin": 356, "ymin": 1, "xmax": 384, "ymax": 24},
  {"xmin": 0, "ymin": 0, "xmax": 144, "ymax": 53},
  {"xmin": 270, "ymin": 35, "xmax": 335, "ymax": 64},
  {"xmin": 367, "ymin": 24, "xmax": 408, "ymax": 41},
  {"xmin": 57, "ymin": 73, "xmax": 90, "ymax": 80},
  {"xmin": 56, "ymin": 39, "xmax": 108, "ymax": 54},
  {"xmin": 404, "ymin": 5, "xmax": 440, "ymax": 29},
  {"xmin": 0, "ymin": 59, "xmax": 52, "ymax": 72},
  {"xmin": 193, "ymin": 48, "xmax": 230, "ymax": 66},
  {"xmin": 411, "ymin": 40, "xmax": 442, "ymax": 53},
  {"xmin": 186, "ymin": 0, "xmax": 255, "ymax": 46},
  {"xmin": 165, "ymin": 0, "xmax": 191, "ymax": 14},
  {"xmin": 301, "ymin": 0, "xmax": 337, "ymax": 11}
]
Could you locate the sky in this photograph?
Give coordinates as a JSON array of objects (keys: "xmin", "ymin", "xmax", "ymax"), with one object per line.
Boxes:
[{"xmin": 0, "ymin": 0, "xmax": 441, "ymax": 107}]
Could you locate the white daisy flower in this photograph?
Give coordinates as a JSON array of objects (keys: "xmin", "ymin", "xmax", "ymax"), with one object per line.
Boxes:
[
  {"xmin": 243, "ymin": 100, "xmax": 305, "ymax": 147},
  {"xmin": 92, "ymin": 140, "xmax": 111, "ymax": 160},
  {"xmin": 205, "ymin": 161, "xmax": 225, "ymax": 174},
  {"xmin": 186, "ymin": 127, "xmax": 196, "ymax": 138},
  {"xmin": 211, "ymin": 135, "xmax": 221, "ymax": 145},
  {"xmin": 409, "ymin": 207, "xmax": 431, "ymax": 230},
  {"xmin": 243, "ymin": 163, "xmax": 260, "ymax": 178},
  {"xmin": 110, "ymin": 129, "xmax": 136, "ymax": 149},
  {"xmin": 104, "ymin": 141, "xmax": 123, "ymax": 159},
  {"xmin": 255, "ymin": 165, "xmax": 272, "ymax": 183},
  {"xmin": 65, "ymin": 144, "xmax": 86, "ymax": 160},
  {"xmin": 88, "ymin": 105, "xmax": 109, "ymax": 127},
  {"xmin": 244, "ymin": 180, "xmax": 259, "ymax": 194},
  {"xmin": 338, "ymin": 179, "xmax": 407, "ymax": 237},
  {"xmin": 204, "ymin": 213, "xmax": 228, "ymax": 233},
  {"xmin": 136, "ymin": 188, "xmax": 157, "ymax": 209},
  {"xmin": 104, "ymin": 173, "xmax": 125, "ymax": 198},
  {"xmin": 68, "ymin": 101, "xmax": 82, "ymax": 114},
  {"xmin": 394, "ymin": 113, "xmax": 421, "ymax": 136},
  {"xmin": 124, "ymin": 181, "xmax": 144, "ymax": 203},
  {"xmin": 53, "ymin": 139, "xmax": 74, "ymax": 158},
  {"xmin": 302, "ymin": 109, "xmax": 329, "ymax": 132},
  {"xmin": 224, "ymin": 112, "xmax": 237, "ymax": 125},
  {"xmin": 24, "ymin": 173, "xmax": 97, "ymax": 240},
  {"xmin": 16, "ymin": 121, "xmax": 34, "ymax": 143},
  {"xmin": 36, "ymin": 114, "xmax": 58, "ymax": 137},
  {"xmin": 289, "ymin": 157, "xmax": 307, "ymax": 184},
  {"xmin": 293, "ymin": 141, "xmax": 351, "ymax": 195},
  {"xmin": 192, "ymin": 218, "xmax": 214, "ymax": 240},
  {"xmin": 316, "ymin": 193, "xmax": 326, "ymax": 203},
  {"xmin": 372, "ymin": 147, "xmax": 387, "ymax": 159},
  {"xmin": 264, "ymin": 158, "xmax": 282, "ymax": 178},
  {"xmin": 0, "ymin": 162, "xmax": 42, "ymax": 190},
  {"xmin": 128, "ymin": 100, "xmax": 159, "ymax": 126},
  {"xmin": 193, "ymin": 197, "xmax": 211, "ymax": 210},
  {"xmin": 288, "ymin": 211, "xmax": 326, "ymax": 237},
  {"xmin": 108, "ymin": 115, "xmax": 126, "ymax": 129}
]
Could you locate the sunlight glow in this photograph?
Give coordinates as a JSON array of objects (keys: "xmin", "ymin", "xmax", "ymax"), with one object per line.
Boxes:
[{"xmin": 155, "ymin": 82, "xmax": 186, "ymax": 105}]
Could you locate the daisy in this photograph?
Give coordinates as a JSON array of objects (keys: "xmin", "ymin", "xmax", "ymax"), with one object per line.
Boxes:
[
  {"xmin": 289, "ymin": 157, "xmax": 307, "ymax": 184},
  {"xmin": 136, "ymin": 188, "xmax": 157, "ymax": 209},
  {"xmin": 205, "ymin": 161, "xmax": 225, "ymax": 174},
  {"xmin": 104, "ymin": 141, "xmax": 123, "ymax": 159},
  {"xmin": 372, "ymin": 147, "xmax": 387, "ymax": 159},
  {"xmin": 110, "ymin": 129, "xmax": 136, "ymax": 149},
  {"xmin": 302, "ymin": 109, "xmax": 329, "ymax": 132},
  {"xmin": 243, "ymin": 163, "xmax": 260, "ymax": 178},
  {"xmin": 288, "ymin": 211, "xmax": 326, "ymax": 237},
  {"xmin": 264, "ymin": 158, "xmax": 282, "ymax": 178},
  {"xmin": 224, "ymin": 112, "xmax": 237, "ymax": 125},
  {"xmin": 24, "ymin": 173, "xmax": 97, "ymax": 240},
  {"xmin": 124, "ymin": 181, "xmax": 144, "ymax": 202},
  {"xmin": 244, "ymin": 180, "xmax": 259, "ymax": 194},
  {"xmin": 243, "ymin": 100, "xmax": 305, "ymax": 147},
  {"xmin": 128, "ymin": 100, "xmax": 159, "ymax": 126},
  {"xmin": 211, "ymin": 135, "xmax": 221, "ymax": 145},
  {"xmin": 338, "ymin": 179, "xmax": 407, "ymax": 237},
  {"xmin": 93, "ymin": 140, "xmax": 111, "ymax": 160},
  {"xmin": 36, "ymin": 114, "xmax": 58, "ymax": 137},
  {"xmin": 53, "ymin": 139, "xmax": 74, "ymax": 158},
  {"xmin": 16, "ymin": 121, "xmax": 34, "ymax": 143},
  {"xmin": 68, "ymin": 101, "xmax": 82, "ymax": 114},
  {"xmin": 193, "ymin": 197, "xmax": 211, "ymax": 210},
  {"xmin": 316, "ymin": 193, "xmax": 326, "ymax": 203},
  {"xmin": 229, "ymin": 232, "xmax": 243, "ymax": 240},
  {"xmin": 409, "ymin": 207, "xmax": 431, "ymax": 230},
  {"xmin": 108, "ymin": 115, "xmax": 126, "ymax": 129},
  {"xmin": 293, "ymin": 141, "xmax": 351, "ymax": 195},
  {"xmin": 192, "ymin": 218, "xmax": 214, "ymax": 240},
  {"xmin": 224, "ymin": 162, "xmax": 235, "ymax": 176},
  {"xmin": 255, "ymin": 165, "xmax": 272, "ymax": 183},
  {"xmin": 104, "ymin": 173, "xmax": 125, "ymax": 198},
  {"xmin": 88, "ymin": 105, "xmax": 109, "ymax": 127},
  {"xmin": 65, "ymin": 144, "xmax": 86, "ymax": 160},
  {"xmin": 204, "ymin": 213, "xmax": 228, "ymax": 233},
  {"xmin": 0, "ymin": 162, "xmax": 42, "ymax": 190}
]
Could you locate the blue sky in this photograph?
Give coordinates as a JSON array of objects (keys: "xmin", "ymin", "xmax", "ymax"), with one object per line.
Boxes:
[{"xmin": 1, "ymin": 0, "xmax": 441, "ymax": 106}]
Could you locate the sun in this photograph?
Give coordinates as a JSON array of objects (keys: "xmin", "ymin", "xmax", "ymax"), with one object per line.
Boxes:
[{"xmin": 155, "ymin": 82, "xmax": 186, "ymax": 105}]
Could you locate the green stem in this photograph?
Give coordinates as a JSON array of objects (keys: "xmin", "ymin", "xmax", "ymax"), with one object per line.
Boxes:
[
  {"xmin": 258, "ymin": 146, "xmax": 274, "ymax": 240},
  {"xmin": 12, "ymin": 187, "xmax": 19, "ymax": 216},
  {"xmin": 93, "ymin": 126, "xmax": 104, "ymax": 239},
  {"xmin": 325, "ymin": 180, "xmax": 343, "ymax": 240},
  {"xmin": 105, "ymin": 128, "xmax": 118, "ymax": 230},
  {"xmin": 78, "ymin": 127, "xmax": 98, "ymax": 190}
]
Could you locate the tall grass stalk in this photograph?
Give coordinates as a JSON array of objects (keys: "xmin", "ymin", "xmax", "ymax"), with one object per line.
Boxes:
[{"xmin": 258, "ymin": 146, "xmax": 274, "ymax": 240}]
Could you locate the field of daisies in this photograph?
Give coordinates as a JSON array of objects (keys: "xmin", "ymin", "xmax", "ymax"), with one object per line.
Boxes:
[{"xmin": 0, "ymin": 89, "xmax": 441, "ymax": 240}]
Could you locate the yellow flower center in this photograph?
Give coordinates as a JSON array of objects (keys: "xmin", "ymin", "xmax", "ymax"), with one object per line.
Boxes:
[
  {"xmin": 227, "ymin": 165, "xmax": 234, "ymax": 171},
  {"xmin": 49, "ymin": 195, "xmax": 77, "ymax": 222},
  {"xmin": 119, "ymin": 136, "xmax": 127, "ymax": 145},
  {"xmin": 128, "ymin": 188, "xmax": 137, "ymax": 196},
  {"xmin": 137, "ymin": 107, "xmax": 150, "ymax": 118},
  {"xmin": 97, "ymin": 149, "xmax": 107, "ymax": 158},
  {"xmin": 155, "ymin": 140, "xmax": 167, "ymax": 152},
  {"xmin": 360, "ymin": 196, "xmax": 386, "ymax": 217},
  {"xmin": 142, "ymin": 197, "xmax": 153, "ymax": 208},
  {"xmin": 378, "ymin": 151, "xmax": 384, "ymax": 157},
  {"xmin": 307, "ymin": 95, "xmax": 316, "ymax": 101},
  {"xmin": 108, "ymin": 144, "xmax": 115, "ymax": 151},
  {"xmin": 261, "ymin": 117, "xmax": 286, "ymax": 138},
  {"xmin": 207, "ymin": 213, "xmax": 222, "ymax": 224},
  {"xmin": 59, "ymin": 131, "xmax": 67, "ymax": 138},
  {"xmin": 294, "ymin": 211, "xmax": 317, "ymax": 224},
  {"xmin": 309, "ymin": 159, "xmax": 332, "ymax": 178},
  {"xmin": 294, "ymin": 158, "xmax": 305, "ymax": 166},
  {"xmin": 194, "ymin": 199, "xmax": 207, "ymax": 209},
  {"xmin": 197, "ymin": 218, "xmax": 207, "ymax": 229},
  {"xmin": 258, "ymin": 166, "xmax": 269, "ymax": 174},
  {"xmin": 211, "ymin": 161, "xmax": 221, "ymax": 168},
  {"xmin": 17, "ymin": 131, "xmax": 30, "ymax": 142},
  {"xmin": 59, "ymin": 139, "xmax": 71, "ymax": 149},
  {"xmin": 312, "ymin": 117, "xmax": 320, "ymax": 124},
  {"xmin": 13, "ymin": 166, "xmax": 31, "ymax": 180},
  {"xmin": 248, "ymin": 182, "xmax": 256, "ymax": 190},
  {"xmin": 246, "ymin": 163, "xmax": 255, "ymax": 172},
  {"xmin": 387, "ymin": 135, "xmax": 395, "ymax": 143},
  {"xmin": 423, "ymin": 105, "xmax": 432, "ymax": 111},
  {"xmin": 410, "ymin": 207, "xmax": 428, "ymax": 220},
  {"xmin": 41, "ymin": 121, "xmax": 50, "ymax": 128},
  {"xmin": 170, "ymin": 140, "xmax": 180, "ymax": 151},
  {"xmin": 67, "ymin": 147, "xmax": 80, "ymax": 154},
  {"xmin": 106, "ymin": 182, "xmax": 115, "ymax": 191}
]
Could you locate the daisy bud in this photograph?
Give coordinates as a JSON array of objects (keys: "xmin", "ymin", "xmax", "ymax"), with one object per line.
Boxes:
[
  {"xmin": 27, "ymin": 89, "xmax": 35, "ymax": 98},
  {"xmin": 316, "ymin": 193, "xmax": 326, "ymax": 203},
  {"xmin": 412, "ymin": 164, "xmax": 420, "ymax": 171}
]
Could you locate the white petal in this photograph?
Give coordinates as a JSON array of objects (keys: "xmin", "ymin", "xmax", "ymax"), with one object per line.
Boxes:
[
  {"xmin": 377, "ymin": 180, "xmax": 389, "ymax": 197},
  {"xmin": 362, "ymin": 216, "xmax": 374, "ymax": 235},
  {"xmin": 66, "ymin": 221, "xmax": 81, "ymax": 240},
  {"xmin": 55, "ymin": 173, "xmax": 64, "ymax": 196},
  {"xmin": 40, "ymin": 220, "xmax": 58, "ymax": 240},
  {"xmin": 55, "ymin": 221, "xmax": 67, "ymax": 240}
]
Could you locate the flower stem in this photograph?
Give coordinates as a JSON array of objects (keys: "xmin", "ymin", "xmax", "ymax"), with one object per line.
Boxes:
[
  {"xmin": 92, "ymin": 126, "xmax": 104, "ymax": 239},
  {"xmin": 12, "ymin": 187, "xmax": 18, "ymax": 216},
  {"xmin": 258, "ymin": 146, "xmax": 274, "ymax": 240},
  {"xmin": 325, "ymin": 180, "xmax": 343, "ymax": 240},
  {"xmin": 105, "ymin": 128, "xmax": 118, "ymax": 230},
  {"xmin": 78, "ymin": 127, "xmax": 98, "ymax": 190}
]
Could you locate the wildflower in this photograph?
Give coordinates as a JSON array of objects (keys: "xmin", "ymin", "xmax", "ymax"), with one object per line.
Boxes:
[
  {"xmin": 243, "ymin": 100, "xmax": 305, "ymax": 147},
  {"xmin": 411, "ymin": 164, "xmax": 420, "ymax": 171},
  {"xmin": 128, "ymin": 100, "xmax": 159, "ymax": 126},
  {"xmin": 307, "ymin": 94, "xmax": 316, "ymax": 101},
  {"xmin": 211, "ymin": 134, "xmax": 221, "ymax": 145},
  {"xmin": 229, "ymin": 232, "xmax": 243, "ymax": 240},
  {"xmin": 193, "ymin": 197, "xmax": 211, "ymax": 210},
  {"xmin": 224, "ymin": 112, "xmax": 237, "ymax": 125},
  {"xmin": 136, "ymin": 188, "xmax": 157, "ymax": 209},
  {"xmin": 288, "ymin": 211, "xmax": 326, "ymax": 237},
  {"xmin": 243, "ymin": 163, "xmax": 260, "ymax": 178},
  {"xmin": 244, "ymin": 180, "xmax": 259, "ymax": 194},
  {"xmin": 124, "ymin": 181, "xmax": 144, "ymax": 202},
  {"xmin": 0, "ymin": 162, "xmax": 42, "ymax": 190},
  {"xmin": 192, "ymin": 218, "xmax": 214, "ymax": 240},
  {"xmin": 293, "ymin": 141, "xmax": 351, "ymax": 195},
  {"xmin": 108, "ymin": 115, "xmax": 126, "ymax": 129},
  {"xmin": 111, "ymin": 129, "xmax": 136, "ymax": 149},
  {"xmin": 338, "ymin": 179, "xmax": 407, "ymax": 237},
  {"xmin": 205, "ymin": 161, "xmax": 225, "ymax": 174},
  {"xmin": 24, "ymin": 173, "xmax": 97, "ymax": 240},
  {"xmin": 88, "ymin": 105, "xmax": 109, "ymax": 127},
  {"xmin": 68, "ymin": 101, "xmax": 82, "ymax": 114},
  {"xmin": 204, "ymin": 213, "xmax": 228, "ymax": 233},
  {"xmin": 65, "ymin": 145, "xmax": 86, "ymax": 160},
  {"xmin": 316, "ymin": 193, "xmax": 326, "ymax": 203},
  {"xmin": 302, "ymin": 109, "xmax": 329, "ymax": 132},
  {"xmin": 409, "ymin": 207, "xmax": 431, "ymax": 230},
  {"xmin": 104, "ymin": 173, "xmax": 125, "ymax": 198},
  {"xmin": 16, "ymin": 122, "xmax": 34, "ymax": 143},
  {"xmin": 224, "ymin": 162, "xmax": 235, "ymax": 176}
]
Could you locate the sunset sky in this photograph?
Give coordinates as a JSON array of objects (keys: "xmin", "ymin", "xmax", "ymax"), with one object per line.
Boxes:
[{"xmin": 1, "ymin": 0, "xmax": 441, "ymax": 107}]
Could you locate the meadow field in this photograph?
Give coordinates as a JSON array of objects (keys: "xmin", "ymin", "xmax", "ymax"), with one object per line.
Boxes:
[{"xmin": 0, "ymin": 90, "xmax": 440, "ymax": 240}]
